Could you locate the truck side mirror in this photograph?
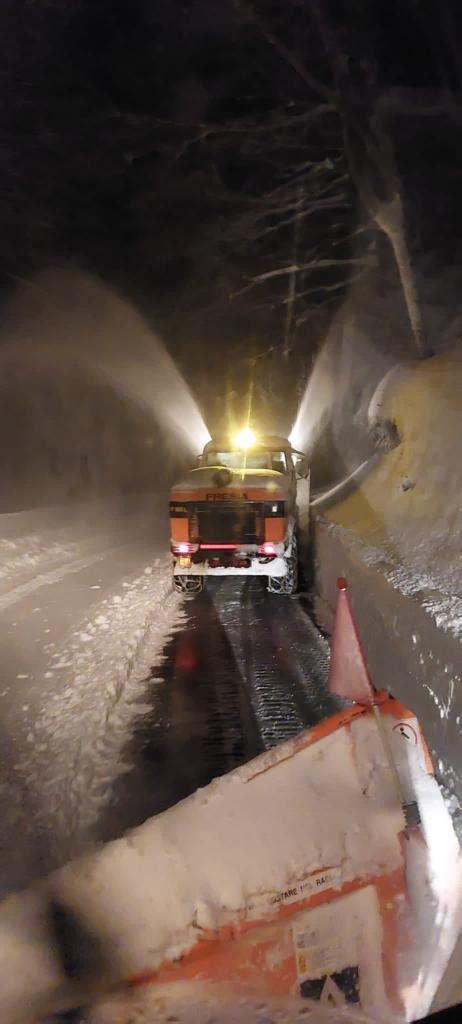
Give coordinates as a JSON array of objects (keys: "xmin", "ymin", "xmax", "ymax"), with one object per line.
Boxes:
[{"xmin": 196, "ymin": 455, "xmax": 203, "ymax": 467}]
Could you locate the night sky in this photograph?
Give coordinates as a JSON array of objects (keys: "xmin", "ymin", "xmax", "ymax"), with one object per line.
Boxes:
[{"xmin": 0, "ymin": 0, "xmax": 461, "ymax": 462}]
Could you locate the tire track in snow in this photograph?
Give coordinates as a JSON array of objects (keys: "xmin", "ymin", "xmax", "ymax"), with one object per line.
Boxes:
[
  {"xmin": 209, "ymin": 579, "xmax": 337, "ymax": 747},
  {"xmin": 100, "ymin": 578, "xmax": 340, "ymax": 842},
  {"xmin": 0, "ymin": 549, "xmax": 116, "ymax": 611}
]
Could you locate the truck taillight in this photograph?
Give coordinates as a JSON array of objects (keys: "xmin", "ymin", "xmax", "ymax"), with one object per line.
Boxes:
[
  {"xmin": 258, "ymin": 541, "xmax": 277, "ymax": 556},
  {"xmin": 172, "ymin": 541, "xmax": 195, "ymax": 555}
]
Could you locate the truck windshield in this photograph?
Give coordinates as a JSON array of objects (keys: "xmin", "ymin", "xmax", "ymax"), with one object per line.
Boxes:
[{"xmin": 204, "ymin": 451, "xmax": 288, "ymax": 472}]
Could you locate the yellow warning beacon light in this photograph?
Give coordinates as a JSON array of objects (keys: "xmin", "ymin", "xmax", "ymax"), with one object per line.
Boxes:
[{"xmin": 233, "ymin": 426, "xmax": 257, "ymax": 450}]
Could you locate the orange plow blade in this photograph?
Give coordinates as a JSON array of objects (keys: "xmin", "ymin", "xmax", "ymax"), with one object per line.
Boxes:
[{"xmin": 0, "ymin": 693, "xmax": 459, "ymax": 1023}]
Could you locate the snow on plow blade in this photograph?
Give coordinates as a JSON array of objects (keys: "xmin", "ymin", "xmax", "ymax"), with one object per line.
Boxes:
[
  {"xmin": 0, "ymin": 583, "xmax": 460, "ymax": 1024},
  {"xmin": 0, "ymin": 699, "xmax": 459, "ymax": 1023}
]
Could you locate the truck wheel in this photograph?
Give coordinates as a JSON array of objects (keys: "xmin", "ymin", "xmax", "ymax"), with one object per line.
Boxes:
[
  {"xmin": 267, "ymin": 535, "xmax": 298, "ymax": 595},
  {"xmin": 173, "ymin": 575, "xmax": 203, "ymax": 594}
]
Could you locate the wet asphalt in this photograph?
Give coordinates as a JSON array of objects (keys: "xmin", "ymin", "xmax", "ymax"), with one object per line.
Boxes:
[{"xmin": 100, "ymin": 577, "xmax": 340, "ymax": 840}]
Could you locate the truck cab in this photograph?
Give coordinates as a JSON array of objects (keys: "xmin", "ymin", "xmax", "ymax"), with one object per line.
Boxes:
[{"xmin": 169, "ymin": 432, "xmax": 309, "ymax": 595}]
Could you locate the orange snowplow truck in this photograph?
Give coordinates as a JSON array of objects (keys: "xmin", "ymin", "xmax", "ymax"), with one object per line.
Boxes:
[{"xmin": 169, "ymin": 430, "xmax": 310, "ymax": 594}]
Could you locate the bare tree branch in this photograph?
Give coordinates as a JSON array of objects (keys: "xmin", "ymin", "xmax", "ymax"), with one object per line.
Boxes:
[
  {"xmin": 232, "ymin": 257, "xmax": 372, "ymax": 296},
  {"xmin": 233, "ymin": 0, "xmax": 334, "ymax": 104},
  {"xmin": 283, "ymin": 276, "xmax": 362, "ymax": 304},
  {"xmin": 310, "ymin": 0, "xmax": 430, "ymax": 357}
]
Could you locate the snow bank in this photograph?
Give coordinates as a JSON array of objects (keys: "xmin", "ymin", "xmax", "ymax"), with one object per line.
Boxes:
[
  {"xmin": 322, "ymin": 351, "xmax": 461, "ymax": 603},
  {"xmin": 14, "ymin": 556, "xmax": 184, "ymax": 865},
  {"xmin": 312, "ymin": 352, "xmax": 462, "ymax": 812},
  {"xmin": 0, "ymin": 497, "xmax": 163, "ymax": 599}
]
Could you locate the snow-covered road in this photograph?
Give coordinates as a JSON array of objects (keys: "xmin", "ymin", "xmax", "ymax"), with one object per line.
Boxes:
[
  {"xmin": 0, "ymin": 500, "xmax": 184, "ymax": 895},
  {"xmin": 1, "ymin": 502, "xmax": 459, "ymax": 1024},
  {"xmin": 99, "ymin": 577, "xmax": 339, "ymax": 845},
  {"xmin": 0, "ymin": 501, "xmax": 336, "ymax": 904}
]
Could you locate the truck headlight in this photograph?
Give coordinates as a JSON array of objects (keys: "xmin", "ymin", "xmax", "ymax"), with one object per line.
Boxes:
[{"xmin": 233, "ymin": 426, "xmax": 256, "ymax": 449}]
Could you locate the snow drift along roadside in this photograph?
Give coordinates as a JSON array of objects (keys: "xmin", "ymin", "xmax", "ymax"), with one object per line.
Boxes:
[
  {"xmin": 323, "ymin": 350, "xmax": 461, "ymax": 606},
  {"xmin": 16, "ymin": 556, "xmax": 184, "ymax": 866},
  {"xmin": 313, "ymin": 351, "xmax": 462, "ymax": 798}
]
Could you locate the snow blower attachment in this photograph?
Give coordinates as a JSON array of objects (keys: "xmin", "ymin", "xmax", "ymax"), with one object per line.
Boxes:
[
  {"xmin": 0, "ymin": 582, "xmax": 460, "ymax": 1024},
  {"xmin": 169, "ymin": 432, "xmax": 310, "ymax": 594}
]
